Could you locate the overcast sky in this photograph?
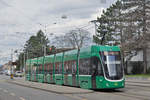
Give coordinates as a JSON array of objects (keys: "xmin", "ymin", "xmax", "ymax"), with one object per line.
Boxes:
[{"xmin": 0, "ymin": 0, "xmax": 116, "ymax": 65}]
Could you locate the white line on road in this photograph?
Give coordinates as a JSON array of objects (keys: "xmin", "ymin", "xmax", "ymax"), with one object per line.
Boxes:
[
  {"xmin": 19, "ymin": 97, "xmax": 26, "ymax": 100},
  {"xmin": 3, "ymin": 89, "xmax": 8, "ymax": 93},
  {"xmin": 10, "ymin": 93, "xmax": 16, "ymax": 96},
  {"xmin": 0, "ymin": 80, "xmax": 5, "ymax": 82}
]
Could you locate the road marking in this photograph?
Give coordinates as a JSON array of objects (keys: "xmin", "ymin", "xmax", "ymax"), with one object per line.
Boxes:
[
  {"xmin": 3, "ymin": 89, "xmax": 8, "ymax": 93},
  {"xmin": 10, "ymin": 93, "xmax": 16, "ymax": 96},
  {"xmin": 19, "ymin": 97, "xmax": 26, "ymax": 100},
  {"xmin": 0, "ymin": 80, "xmax": 6, "ymax": 82}
]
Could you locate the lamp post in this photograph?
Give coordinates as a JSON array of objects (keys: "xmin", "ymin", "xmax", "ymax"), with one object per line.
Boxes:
[
  {"xmin": 38, "ymin": 23, "xmax": 56, "ymax": 56},
  {"xmin": 10, "ymin": 49, "xmax": 13, "ymax": 79},
  {"xmin": 90, "ymin": 20, "xmax": 98, "ymax": 35},
  {"xmin": 38, "ymin": 15, "xmax": 68, "ymax": 56},
  {"xmin": 39, "ymin": 23, "xmax": 49, "ymax": 56}
]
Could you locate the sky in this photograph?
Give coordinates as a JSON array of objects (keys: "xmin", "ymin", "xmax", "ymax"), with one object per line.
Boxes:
[{"xmin": 0, "ymin": 0, "xmax": 116, "ymax": 65}]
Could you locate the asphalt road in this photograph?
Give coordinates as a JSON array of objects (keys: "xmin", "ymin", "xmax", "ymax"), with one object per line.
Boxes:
[
  {"xmin": 0, "ymin": 74, "xmax": 150, "ymax": 100},
  {"xmin": 0, "ymin": 75, "xmax": 75, "ymax": 100}
]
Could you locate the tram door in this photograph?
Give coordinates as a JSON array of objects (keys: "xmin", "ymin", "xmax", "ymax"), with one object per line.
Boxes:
[
  {"xmin": 33, "ymin": 65, "xmax": 36, "ymax": 82},
  {"xmin": 91, "ymin": 57, "xmax": 98, "ymax": 89},
  {"xmin": 50, "ymin": 63, "xmax": 53, "ymax": 83},
  {"xmin": 72, "ymin": 61, "xmax": 77, "ymax": 86},
  {"xmin": 44, "ymin": 65, "xmax": 47, "ymax": 82},
  {"xmin": 64, "ymin": 62, "xmax": 68, "ymax": 85}
]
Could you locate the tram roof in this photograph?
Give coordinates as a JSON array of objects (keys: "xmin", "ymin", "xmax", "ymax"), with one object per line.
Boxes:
[{"xmin": 27, "ymin": 45, "xmax": 120, "ymax": 63}]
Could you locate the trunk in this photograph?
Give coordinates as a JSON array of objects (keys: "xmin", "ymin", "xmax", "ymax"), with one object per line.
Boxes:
[
  {"xmin": 121, "ymin": 50, "xmax": 126, "ymax": 74},
  {"xmin": 125, "ymin": 61, "xmax": 128, "ymax": 75},
  {"xmin": 142, "ymin": 0, "xmax": 147, "ymax": 74},
  {"xmin": 143, "ymin": 47, "xmax": 147, "ymax": 74}
]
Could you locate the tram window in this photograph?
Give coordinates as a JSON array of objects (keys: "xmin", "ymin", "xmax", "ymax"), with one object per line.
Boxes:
[
  {"xmin": 47, "ymin": 64, "xmax": 49, "ymax": 74},
  {"xmin": 46, "ymin": 64, "xmax": 49, "ymax": 74},
  {"xmin": 26, "ymin": 66, "xmax": 28, "ymax": 74},
  {"xmin": 64, "ymin": 61, "xmax": 73, "ymax": 74},
  {"xmin": 31, "ymin": 65, "xmax": 36, "ymax": 74},
  {"xmin": 79, "ymin": 58, "xmax": 91, "ymax": 75},
  {"xmin": 39, "ymin": 65, "xmax": 42, "ymax": 74},
  {"xmin": 58, "ymin": 62, "xmax": 62, "ymax": 74},
  {"xmin": 55, "ymin": 62, "xmax": 62, "ymax": 74},
  {"xmin": 49, "ymin": 63, "xmax": 52, "ymax": 74},
  {"xmin": 68, "ymin": 61, "xmax": 72, "ymax": 74},
  {"xmin": 64, "ymin": 62, "xmax": 67, "ymax": 74},
  {"xmin": 98, "ymin": 61, "xmax": 103, "ymax": 75},
  {"xmin": 44, "ymin": 64, "xmax": 46, "ymax": 73},
  {"xmin": 55, "ymin": 63, "xmax": 59, "ymax": 74},
  {"xmin": 49, "ymin": 63, "xmax": 53, "ymax": 74},
  {"xmin": 72, "ymin": 61, "xmax": 77, "ymax": 74},
  {"xmin": 91, "ymin": 57, "xmax": 103, "ymax": 76}
]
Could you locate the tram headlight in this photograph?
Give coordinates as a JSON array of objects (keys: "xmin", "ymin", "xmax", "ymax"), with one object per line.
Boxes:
[
  {"xmin": 114, "ymin": 82, "xmax": 118, "ymax": 86},
  {"xmin": 106, "ymin": 83, "xmax": 109, "ymax": 87},
  {"xmin": 99, "ymin": 79, "xmax": 103, "ymax": 82},
  {"xmin": 122, "ymin": 82, "xmax": 124, "ymax": 86}
]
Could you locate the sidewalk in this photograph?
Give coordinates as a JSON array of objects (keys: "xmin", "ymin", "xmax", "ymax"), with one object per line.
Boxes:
[
  {"xmin": 125, "ymin": 77, "xmax": 150, "ymax": 87},
  {"xmin": 126, "ymin": 77, "xmax": 150, "ymax": 82},
  {"xmin": 7, "ymin": 78, "xmax": 93, "ymax": 94}
]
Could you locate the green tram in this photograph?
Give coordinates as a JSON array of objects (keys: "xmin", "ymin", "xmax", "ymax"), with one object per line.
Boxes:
[{"xmin": 25, "ymin": 45, "xmax": 125, "ymax": 89}]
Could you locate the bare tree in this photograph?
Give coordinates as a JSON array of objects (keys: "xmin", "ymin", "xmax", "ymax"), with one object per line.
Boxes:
[
  {"xmin": 53, "ymin": 28, "xmax": 92, "ymax": 49},
  {"xmin": 122, "ymin": 0, "xmax": 150, "ymax": 73}
]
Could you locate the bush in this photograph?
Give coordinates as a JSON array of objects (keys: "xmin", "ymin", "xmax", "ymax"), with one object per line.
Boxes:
[
  {"xmin": 147, "ymin": 67, "xmax": 150, "ymax": 74},
  {"xmin": 131, "ymin": 61, "xmax": 144, "ymax": 74}
]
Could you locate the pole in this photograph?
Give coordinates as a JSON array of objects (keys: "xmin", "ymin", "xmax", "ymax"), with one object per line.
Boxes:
[
  {"xmin": 25, "ymin": 50, "xmax": 28, "ymax": 74},
  {"xmin": 23, "ymin": 52, "xmax": 25, "ymax": 72},
  {"xmin": 76, "ymin": 48, "xmax": 80, "ymax": 86},
  {"xmin": 11, "ymin": 49, "xmax": 13, "ymax": 64},
  {"xmin": 27, "ymin": 50, "xmax": 28, "ymax": 60},
  {"xmin": 39, "ymin": 24, "xmax": 47, "ymax": 56},
  {"xmin": 44, "ymin": 24, "xmax": 47, "ymax": 56},
  {"xmin": 90, "ymin": 20, "xmax": 98, "ymax": 35},
  {"xmin": 10, "ymin": 49, "xmax": 13, "ymax": 79},
  {"xmin": 44, "ymin": 45, "xmax": 46, "ymax": 56},
  {"xmin": 90, "ymin": 20, "xmax": 98, "ymax": 45}
]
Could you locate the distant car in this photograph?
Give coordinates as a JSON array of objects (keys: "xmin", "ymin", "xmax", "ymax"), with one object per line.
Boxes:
[
  {"xmin": 5, "ymin": 70, "xmax": 11, "ymax": 76},
  {"xmin": 0, "ymin": 71, "xmax": 3, "ymax": 75},
  {"xmin": 15, "ymin": 71, "xmax": 23, "ymax": 77}
]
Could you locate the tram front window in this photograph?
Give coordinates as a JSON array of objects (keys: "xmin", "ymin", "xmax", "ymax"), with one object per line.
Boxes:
[{"xmin": 100, "ymin": 51, "xmax": 123, "ymax": 80}]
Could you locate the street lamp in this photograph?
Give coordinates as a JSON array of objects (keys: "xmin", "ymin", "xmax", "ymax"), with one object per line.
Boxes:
[
  {"xmin": 38, "ymin": 15, "xmax": 68, "ymax": 56},
  {"xmin": 38, "ymin": 23, "xmax": 56, "ymax": 56},
  {"xmin": 90, "ymin": 20, "xmax": 98, "ymax": 35}
]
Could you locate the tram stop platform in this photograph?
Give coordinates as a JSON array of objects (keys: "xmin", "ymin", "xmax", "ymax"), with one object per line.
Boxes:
[{"xmin": 7, "ymin": 78, "xmax": 93, "ymax": 94}]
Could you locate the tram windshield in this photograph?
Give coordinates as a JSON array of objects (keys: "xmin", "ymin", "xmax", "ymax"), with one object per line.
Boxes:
[{"xmin": 100, "ymin": 51, "xmax": 123, "ymax": 80}]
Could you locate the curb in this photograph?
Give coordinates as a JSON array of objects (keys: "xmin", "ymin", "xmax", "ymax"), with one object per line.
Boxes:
[
  {"xmin": 7, "ymin": 80, "xmax": 94, "ymax": 94},
  {"xmin": 126, "ymin": 77, "xmax": 150, "ymax": 81}
]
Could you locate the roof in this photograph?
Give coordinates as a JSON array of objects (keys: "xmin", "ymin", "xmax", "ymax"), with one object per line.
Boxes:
[{"xmin": 27, "ymin": 45, "xmax": 120, "ymax": 63}]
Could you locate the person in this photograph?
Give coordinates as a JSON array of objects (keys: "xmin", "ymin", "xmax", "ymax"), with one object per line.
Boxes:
[{"xmin": 10, "ymin": 73, "xmax": 13, "ymax": 79}]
